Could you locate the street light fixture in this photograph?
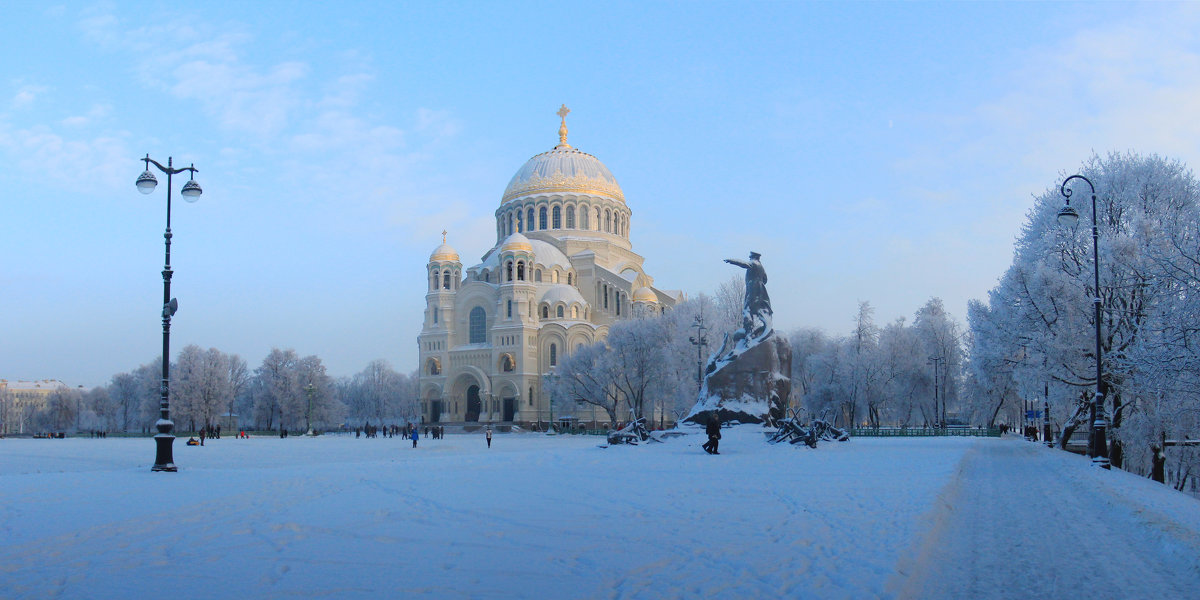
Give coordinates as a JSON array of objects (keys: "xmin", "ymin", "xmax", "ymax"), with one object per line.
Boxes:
[
  {"xmin": 137, "ymin": 154, "xmax": 202, "ymax": 472},
  {"xmin": 1057, "ymin": 174, "xmax": 1110, "ymax": 469}
]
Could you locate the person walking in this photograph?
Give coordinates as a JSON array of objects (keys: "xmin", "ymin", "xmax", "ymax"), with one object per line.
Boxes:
[
  {"xmin": 485, "ymin": 425, "xmax": 493, "ymax": 448},
  {"xmin": 702, "ymin": 413, "xmax": 721, "ymax": 455},
  {"xmin": 199, "ymin": 427, "xmax": 206, "ymax": 447},
  {"xmin": 411, "ymin": 426, "xmax": 419, "ymax": 448}
]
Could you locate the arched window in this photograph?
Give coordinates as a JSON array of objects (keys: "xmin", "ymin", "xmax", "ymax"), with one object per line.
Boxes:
[
  {"xmin": 556, "ymin": 305, "xmax": 564, "ymax": 318},
  {"xmin": 552, "ymin": 270, "xmax": 559, "ymax": 284},
  {"xmin": 431, "ymin": 270, "xmax": 438, "ymax": 290},
  {"xmin": 539, "ymin": 206, "xmax": 547, "ymax": 230},
  {"xmin": 443, "ymin": 271, "xmax": 451, "ymax": 289},
  {"xmin": 506, "ymin": 299, "xmax": 513, "ymax": 318},
  {"xmin": 566, "ymin": 206, "xmax": 575, "ymax": 228},
  {"xmin": 549, "ymin": 343, "xmax": 557, "ymax": 366},
  {"xmin": 517, "ymin": 261, "xmax": 525, "ymax": 281},
  {"xmin": 527, "ymin": 208, "xmax": 534, "ymax": 231},
  {"xmin": 552, "ymin": 205, "xmax": 561, "ymax": 229},
  {"xmin": 535, "ymin": 269, "xmax": 542, "ymax": 282},
  {"xmin": 604, "ymin": 284, "xmax": 609, "ymax": 309},
  {"xmin": 571, "ymin": 305, "xmax": 579, "ymax": 319},
  {"xmin": 427, "ymin": 358, "xmax": 440, "ymax": 375},
  {"xmin": 501, "ymin": 354, "xmax": 515, "ymax": 372},
  {"xmin": 516, "ymin": 211, "xmax": 523, "ymax": 233},
  {"xmin": 469, "ymin": 307, "xmax": 486, "ymax": 344},
  {"xmin": 605, "ymin": 209, "xmax": 612, "ymax": 233},
  {"xmin": 506, "ymin": 261, "xmax": 513, "ymax": 282},
  {"xmin": 581, "ymin": 207, "xmax": 589, "ymax": 230},
  {"xmin": 541, "ymin": 305, "xmax": 549, "ymax": 319},
  {"xmin": 433, "ymin": 307, "xmax": 439, "ymax": 324},
  {"xmin": 616, "ymin": 292, "xmax": 622, "ymax": 316}
]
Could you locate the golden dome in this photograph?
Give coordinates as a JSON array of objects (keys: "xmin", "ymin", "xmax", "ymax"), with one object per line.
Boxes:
[
  {"xmin": 632, "ymin": 287, "xmax": 658, "ymax": 303},
  {"xmin": 430, "ymin": 243, "xmax": 459, "ymax": 262},
  {"xmin": 501, "ymin": 107, "xmax": 623, "ymax": 205},
  {"xmin": 500, "ymin": 232, "xmax": 533, "ymax": 253}
]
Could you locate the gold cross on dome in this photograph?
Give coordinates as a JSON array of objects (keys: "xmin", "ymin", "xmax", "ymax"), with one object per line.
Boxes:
[
  {"xmin": 441, "ymin": 229, "xmax": 447, "ymax": 244},
  {"xmin": 556, "ymin": 104, "xmax": 571, "ymax": 148}
]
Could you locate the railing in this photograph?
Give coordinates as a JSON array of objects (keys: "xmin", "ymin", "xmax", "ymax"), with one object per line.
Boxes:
[{"xmin": 850, "ymin": 427, "xmax": 1001, "ymax": 438}]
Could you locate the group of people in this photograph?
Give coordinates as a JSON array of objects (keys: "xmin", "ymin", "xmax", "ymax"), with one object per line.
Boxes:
[{"xmin": 187, "ymin": 425, "xmax": 223, "ymax": 446}]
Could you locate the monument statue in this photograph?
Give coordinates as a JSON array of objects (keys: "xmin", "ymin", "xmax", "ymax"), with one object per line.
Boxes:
[
  {"xmin": 725, "ymin": 251, "xmax": 772, "ymax": 344},
  {"xmin": 686, "ymin": 252, "xmax": 792, "ymax": 426}
]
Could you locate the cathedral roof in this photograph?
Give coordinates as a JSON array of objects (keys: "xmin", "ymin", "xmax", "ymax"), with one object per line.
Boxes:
[
  {"xmin": 632, "ymin": 287, "xmax": 658, "ymax": 303},
  {"xmin": 539, "ymin": 284, "xmax": 587, "ymax": 307},
  {"xmin": 500, "ymin": 232, "xmax": 533, "ymax": 253},
  {"xmin": 429, "ymin": 243, "xmax": 459, "ymax": 262},
  {"xmin": 500, "ymin": 107, "xmax": 624, "ymax": 205},
  {"xmin": 528, "ymin": 239, "xmax": 571, "ymax": 270}
]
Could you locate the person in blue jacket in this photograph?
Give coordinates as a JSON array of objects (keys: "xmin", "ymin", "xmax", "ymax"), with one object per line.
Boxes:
[{"xmin": 411, "ymin": 426, "xmax": 418, "ymax": 448}]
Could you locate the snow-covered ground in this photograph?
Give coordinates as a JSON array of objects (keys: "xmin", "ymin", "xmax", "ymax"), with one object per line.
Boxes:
[{"xmin": 1, "ymin": 429, "xmax": 1198, "ymax": 599}]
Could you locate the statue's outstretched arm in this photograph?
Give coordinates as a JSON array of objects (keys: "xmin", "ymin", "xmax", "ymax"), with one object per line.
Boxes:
[{"xmin": 725, "ymin": 259, "xmax": 749, "ymax": 269}]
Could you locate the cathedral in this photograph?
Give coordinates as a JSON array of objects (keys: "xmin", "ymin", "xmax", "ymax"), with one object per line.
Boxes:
[{"xmin": 417, "ymin": 107, "xmax": 682, "ymax": 426}]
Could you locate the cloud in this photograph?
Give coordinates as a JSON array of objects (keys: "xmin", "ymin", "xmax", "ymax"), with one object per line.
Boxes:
[
  {"xmin": 11, "ymin": 84, "xmax": 49, "ymax": 109},
  {"xmin": 0, "ymin": 123, "xmax": 131, "ymax": 193}
]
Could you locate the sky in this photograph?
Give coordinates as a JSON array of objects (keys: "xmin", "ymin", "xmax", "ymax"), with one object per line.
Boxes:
[{"xmin": 4, "ymin": 1, "xmax": 1200, "ymax": 388}]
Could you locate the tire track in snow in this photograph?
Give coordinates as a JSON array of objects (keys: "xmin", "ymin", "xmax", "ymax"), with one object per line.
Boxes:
[{"xmin": 891, "ymin": 438, "xmax": 1200, "ymax": 599}]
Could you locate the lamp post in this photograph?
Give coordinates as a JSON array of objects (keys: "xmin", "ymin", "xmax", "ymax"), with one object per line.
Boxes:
[
  {"xmin": 304, "ymin": 383, "xmax": 316, "ymax": 435},
  {"xmin": 136, "ymin": 154, "xmax": 202, "ymax": 472},
  {"xmin": 689, "ymin": 314, "xmax": 709, "ymax": 391},
  {"xmin": 1057, "ymin": 174, "xmax": 1110, "ymax": 469},
  {"xmin": 927, "ymin": 356, "xmax": 943, "ymax": 428}
]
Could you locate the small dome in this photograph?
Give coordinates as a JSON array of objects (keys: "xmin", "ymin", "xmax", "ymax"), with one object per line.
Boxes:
[
  {"xmin": 430, "ymin": 243, "xmax": 459, "ymax": 262},
  {"xmin": 500, "ymin": 232, "xmax": 533, "ymax": 253},
  {"xmin": 539, "ymin": 284, "xmax": 587, "ymax": 308},
  {"xmin": 632, "ymin": 287, "xmax": 658, "ymax": 303}
]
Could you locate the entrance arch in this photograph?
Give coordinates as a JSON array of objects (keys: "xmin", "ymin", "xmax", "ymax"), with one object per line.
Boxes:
[{"xmin": 466, "ymin": 385, "xmax": 482, "ymax": 422}]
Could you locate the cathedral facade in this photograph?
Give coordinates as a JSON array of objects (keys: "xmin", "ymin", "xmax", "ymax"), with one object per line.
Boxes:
[{"xmin": 417, "ymin": 108, "xmax": 681, "ymax": 426}]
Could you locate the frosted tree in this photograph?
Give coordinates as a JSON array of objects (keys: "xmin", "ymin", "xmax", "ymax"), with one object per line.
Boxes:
[
  {"xmin": 545, "ymin": 342, "xmax": 621, "ymax": 426},
  {"xmin": 914, "ymin": 298, "xmax": 963, "ymax": 426},
  {"xmin": 970, "ymin": 151, "xmax": 1200, "ymax": 483},
  {"xmin": 658, "ymin": 295, "xmax": 719, "ymax": 425},
  {"xmin": 604, "ymin": 317, "xmax": 671, "ymax": 422},
  {"xmin": 172, "ymin": 345, "xmax": 234, "ymax": 432},
  {"xmin": 251, "ymin": 348, "xmax": 300, "ymax": 431},
  {"xmin": 713, "ymin": 275, "xmax": 745, "ymax": 340},
  {"xmin": 877, "ymin": 318, "xmax": 926, "ymax": 428},
  {"xmin": 107, "ymin": 372, "xmax": 142, "ymax": 432}
]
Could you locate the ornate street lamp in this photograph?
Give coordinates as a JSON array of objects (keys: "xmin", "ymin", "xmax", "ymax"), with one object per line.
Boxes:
[
  {"xmin": 136, "ymin": 154, "xmax": 202, "ymax": 472},
  {"xmin": 1057, "ymin": 174, "xmax": 1110, "ymax": 469}
]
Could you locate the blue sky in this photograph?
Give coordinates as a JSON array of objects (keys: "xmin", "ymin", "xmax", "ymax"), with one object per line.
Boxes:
[{"xmin": 4, "ymin": 1, "xmax": 1200, "ymax": 387}]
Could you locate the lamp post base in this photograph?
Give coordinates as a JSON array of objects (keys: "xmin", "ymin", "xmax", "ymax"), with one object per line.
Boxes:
[{"xmin": 152, "ymin": 434, "xmax": 177, "ymax": 472}]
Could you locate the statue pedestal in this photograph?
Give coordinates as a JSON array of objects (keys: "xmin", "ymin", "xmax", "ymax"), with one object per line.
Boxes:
[{"xmin": 686, "ymin": 333, "xmax": 791, "ymax": 425}]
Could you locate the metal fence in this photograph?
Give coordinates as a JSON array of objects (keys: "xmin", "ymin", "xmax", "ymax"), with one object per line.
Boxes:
[{"xmin": 849, "ymin": 427, "xmax": 1001, "ymax": 438}]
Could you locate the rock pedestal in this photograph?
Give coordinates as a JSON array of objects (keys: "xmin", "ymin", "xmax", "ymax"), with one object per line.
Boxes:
[{"xmin": 686, "ymin": 333, "xmax": 792, "ymax": 426}]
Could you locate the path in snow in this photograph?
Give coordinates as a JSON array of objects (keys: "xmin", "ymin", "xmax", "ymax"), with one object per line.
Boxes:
[{"xmin": 893, "ymin": 440, "xmax": 1200, "ymax": 599}]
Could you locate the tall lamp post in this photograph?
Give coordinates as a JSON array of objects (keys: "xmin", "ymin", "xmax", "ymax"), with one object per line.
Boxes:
[
  {"xmin": 689, "ymin": 314, "xmax": 709, "ymax": 391},
  {"xmin": 136, "ymin": 155, "xmax": 202, "ymax": 472},
  {"xmin": 927, "ymin": 356, "xmax": 943, "ymax": 428},
  {"xmin": 687, "ymin": 314, "xmax": 709, "ymax": 428},
  {"xmin": 304, "ymin": 383, "xmax": 316, "ymax": 435},
  {"xmin": 1056, "ymin": 174, "xmax": 1110, "ymax": 469}
]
